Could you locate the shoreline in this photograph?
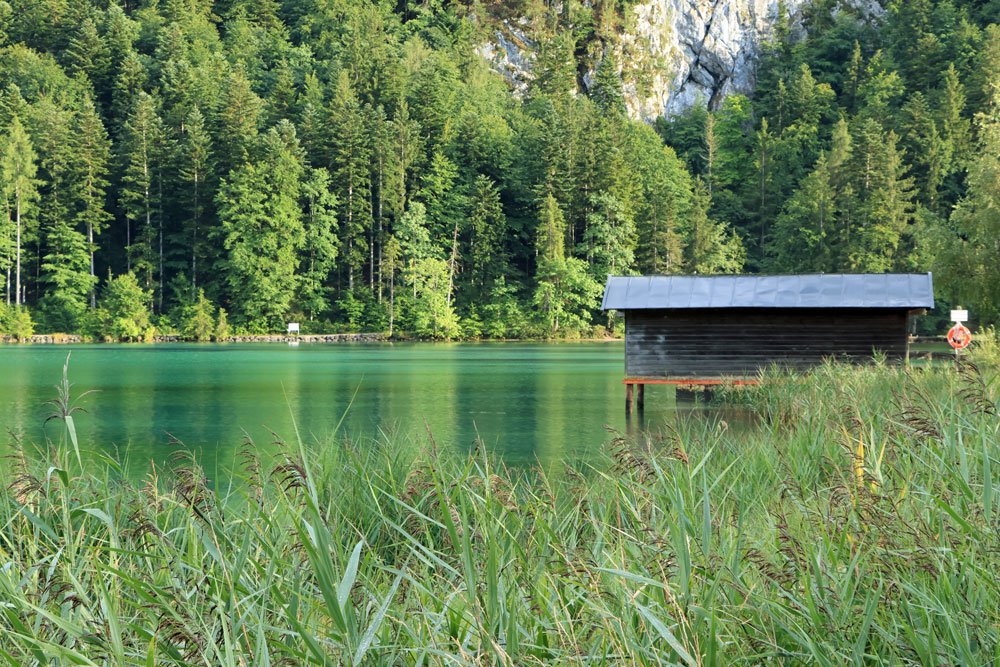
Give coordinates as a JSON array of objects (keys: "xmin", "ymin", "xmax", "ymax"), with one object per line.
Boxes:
[{"xmin": 1, "ymin": 332, "xmax": 623, "ymax": 344}]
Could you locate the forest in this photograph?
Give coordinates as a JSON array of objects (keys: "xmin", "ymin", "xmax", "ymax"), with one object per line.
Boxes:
[{"xmin": 0, "ymin": 0, "xmax": 998, "ymax": 339}]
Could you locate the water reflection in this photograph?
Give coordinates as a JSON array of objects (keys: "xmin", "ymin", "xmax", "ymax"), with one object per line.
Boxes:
[{"xmin": 0, "ymin": 342, "xmax": 761, "ymax": 480}]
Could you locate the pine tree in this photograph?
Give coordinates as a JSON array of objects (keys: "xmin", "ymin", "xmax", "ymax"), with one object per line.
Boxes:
[
  {"xmin": 70, "ymin": 94, "xmax": 112, "ymax": 309},
  {"xmin": 468, "ymin": 175, "xmax": 505, "ymax": 291},
  {"xmin": 215, "ymin": 122, "xmax": 305, "ymax": 330},
  {"xmin": 118, "ymin": 92, "xmax": 165, "ymax": 304},
  {"xmin": 110, "ymin": 50, "xmax": 146, "ymax": 134},
  {"xmin": 177, "ymin": 105, "xmax": 213, "ymax": 290},
  {"xmin": 216, "ymin": 69, "xmax": 263, "ymax": 177},
  {"xmin": 39, "ymin": 217, "xmax": 94, "ymax": 331},
  {"xmin": 383, "ymin": 234, "xmax": 401, "ymax": 336},
  {"xmin": 328, "ymin": 72, "xmax": 372, "ymax": 292},
  {"xmin": 63, "ymin": 18, "xmax": 110, "ymax": 91},
  {"xmin": 532, "ymin": 194, "xmax": 601, "ymax": 333},
  {"xmin": 944, "ymin": 92, "xmax": 1000, "ymax": 322},
  {"xmin": 299, "ymin": 167, "xmax": 339, "ymax": 320},
  {"xmin": 683, "ymin": 177, "xmax": 745, "ymax": 275},
  {"xmin": 0, "ymin": 117, "xmax": 40, "ymax": 306},
  {"xmin": 582, "ymin": 192, "xmax": 635, "ymax": 280},
  {"xmin": 26, "ymin": 99, "xmax": 74, "ymax": 309},
  {"xmin": 591, "ymin": 49, "xmax": 625, "ymax": 116},
  {"xmin": 768, "ymin": 152, "xmax": 837, "ymax": 272},
  {"xmin": 388, "ymin": 101, "xmax": 419, "ymax": 218}
]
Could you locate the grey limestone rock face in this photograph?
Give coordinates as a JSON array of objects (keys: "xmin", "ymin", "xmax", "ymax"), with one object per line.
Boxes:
[{"xmin": 479, "ymin": 0, "xmax": 881, "ymax": 121}]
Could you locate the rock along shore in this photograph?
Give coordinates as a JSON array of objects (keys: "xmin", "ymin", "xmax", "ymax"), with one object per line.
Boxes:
[{"xmin": 1, "ymin": 333, "xmax": 386, "ymax": 344}]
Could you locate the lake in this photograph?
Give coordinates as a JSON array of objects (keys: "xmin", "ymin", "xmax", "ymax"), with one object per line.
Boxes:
[{"xmin": 0, "ymin": 342, "xmax": 736, "ymax": 478}]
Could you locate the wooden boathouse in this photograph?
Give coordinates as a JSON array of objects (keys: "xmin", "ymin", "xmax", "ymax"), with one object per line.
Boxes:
[{"xmin": 601, "ymin": 273, "xmax": 935, "ymax": 410}]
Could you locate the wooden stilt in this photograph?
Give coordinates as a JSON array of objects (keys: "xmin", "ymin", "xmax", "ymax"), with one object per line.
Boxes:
[
  {"xmin": 625, "ymin": 383, "xmax": 634, "ymax": 415},
  {"xmin": 637, "ymin": 383, "xmax": 645, "ymax": 411}
]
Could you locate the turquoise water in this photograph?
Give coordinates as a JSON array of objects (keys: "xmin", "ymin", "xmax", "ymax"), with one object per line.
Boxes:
[{"xmin": 0, "ymin": 342, "xmax": 729, "ymax": 478}]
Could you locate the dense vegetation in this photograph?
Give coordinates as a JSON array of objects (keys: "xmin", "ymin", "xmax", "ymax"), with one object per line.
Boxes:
[
  {"xmin": 0, "ymin": 0, "xmax": 998, "ymax": 339},
  {"xmin": 1, "ymin": 354, "xmax": 997, "ymax": 663}
]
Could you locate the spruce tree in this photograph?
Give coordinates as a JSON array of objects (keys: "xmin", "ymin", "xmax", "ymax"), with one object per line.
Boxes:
[
  {"xmin": 328, "ymin": 72, "xmax": 372, "ymax": 292},
  {"xmin": 118, "ymin": 92, "xmax": 166, "ymax": 304},
  {"xmin": 177, "ymin": 105, "xmax": 213, "ymax": 290},
  {"xmin": 39, "ymin": 217, "xmax": 94, "ymax": 331},
  {"xmin": 215, "ymin": 122, "xmax": 305, "ymax": 330},
  {"xmin": 0, "ymin": 116, "xmax": 39, "ymax": 307},
  {"xmin": 299, "ymin": 167, "xmax": 339, "ymax": 320},
  {"xmin": 70, "ymin": 94, "xmax": 112, "ymax": 308}
]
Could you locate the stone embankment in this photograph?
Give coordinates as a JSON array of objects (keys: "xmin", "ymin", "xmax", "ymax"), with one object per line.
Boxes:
[
  {"xmin": 2, "ymin": 333, "xmax": 385, "ymax": 344},
  {"xmin": 1, "ymin": 334, "xmax": 85, "ymax": 343},
  {"xmin": 224, "ymin": 333, "xmax": 384, "ymax": 343}
]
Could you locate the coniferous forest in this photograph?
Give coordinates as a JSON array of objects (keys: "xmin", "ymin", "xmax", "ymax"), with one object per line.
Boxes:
[{"xmin": 0, "ymin": 0, "xmax": 999, "ymax": 339}]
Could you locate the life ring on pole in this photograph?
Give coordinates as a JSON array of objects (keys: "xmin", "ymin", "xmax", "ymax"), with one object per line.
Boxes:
[{"xmin": 947, "ymin": 323, "xmax": 972, "ymax": 350}]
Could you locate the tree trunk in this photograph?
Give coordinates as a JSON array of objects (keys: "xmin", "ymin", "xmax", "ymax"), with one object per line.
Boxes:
[
  {"xmin": 377, "ymin": 160, "xmax": 383, "ymax": 302},
  {"xmin": 347, "ymin": 183, "xmax": 354, "ymax": 292},
  {"xmin": 388, "ymin": 270, "xmax": 394, "ymax": 337},
  {"xmin": 158, "ymin": 165, "xmax": 163, "ymax": 313},
  {"xmin": 15, "ymin": 190, "xmax": 21, "ymax": 307},
  {"xmin": 89, "ymin": 221, "xmax": 96, "ymax": 309},
  {"xmin": 192, "ymin": 172, "xmax": 199, "ymax": 291},
  {"xmin": 446, "ymin": 218, "xmax": 459, "ymax": 307}
]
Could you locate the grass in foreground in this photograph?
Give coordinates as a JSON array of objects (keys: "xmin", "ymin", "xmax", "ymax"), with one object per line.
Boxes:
[{"xmin": 1, "ymin": 359, "xmax": 999, "ymax": 665}]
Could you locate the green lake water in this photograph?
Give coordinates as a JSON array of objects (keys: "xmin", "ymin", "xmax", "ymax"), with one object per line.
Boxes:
[{"xmin": 0, "ymin": 342, "xmax": 739, "ymax": 479}]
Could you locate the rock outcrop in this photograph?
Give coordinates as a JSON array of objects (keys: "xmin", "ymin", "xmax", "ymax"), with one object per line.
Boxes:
[{"xmin": 479, "ymin": 0, "xmax": 882, "ymax": 121}]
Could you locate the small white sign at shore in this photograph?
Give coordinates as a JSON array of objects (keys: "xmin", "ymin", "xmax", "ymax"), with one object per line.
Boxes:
[
  {"xmin": 287, "ymin": 322, "xmax": 300, "ymax": 333},
  {"xmin": 951, "ymin": 310, "xmax": 968, "ymax": 322}
]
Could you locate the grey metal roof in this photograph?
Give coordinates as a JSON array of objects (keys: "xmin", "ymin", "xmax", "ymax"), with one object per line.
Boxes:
[{"xmin": 601, "ymin": 273, "xmax": 934, "ymax": 310}]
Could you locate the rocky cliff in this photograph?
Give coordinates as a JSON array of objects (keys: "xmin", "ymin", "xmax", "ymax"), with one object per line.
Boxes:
[{"xmin": 478, "ymin": 0, "xmax": 882, "ymax": 121}]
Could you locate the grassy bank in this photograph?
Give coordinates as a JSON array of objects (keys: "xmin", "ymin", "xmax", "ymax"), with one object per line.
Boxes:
[{"xmin": 2, "ymin": 360, "xmax": 998, "ymax": 665}]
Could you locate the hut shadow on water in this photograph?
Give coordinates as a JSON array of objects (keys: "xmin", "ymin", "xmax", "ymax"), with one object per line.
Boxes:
[{"xmin": 624, "ymin": 383, "xmax": 761, "ymax": 446}]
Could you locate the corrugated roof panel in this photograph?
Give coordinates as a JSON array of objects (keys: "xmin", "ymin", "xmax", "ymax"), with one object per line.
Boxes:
[{"xmin": 601, "ymin": 274, "xmax": 935, "ymax": 310}]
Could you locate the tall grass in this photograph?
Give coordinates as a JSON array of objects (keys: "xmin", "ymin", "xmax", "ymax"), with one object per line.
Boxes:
[{"xmin": 1, "ymin": 358, "xmax": 998, "ymax": 665}]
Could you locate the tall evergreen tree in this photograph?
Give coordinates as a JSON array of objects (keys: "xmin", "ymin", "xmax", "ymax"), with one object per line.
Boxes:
[
  {"xmin": 118, "ymin": 92, "xmax": 166, "ymax": 304},
  {"xmin": 299, "ymin": 167, "xmax": 339, "ymax": 320},
  {"xmin": 0, "ymin": 117, "xmax": 39, "ymax": 306},
  {"xmin": 215, "ymin": 122, "xmax": 305, "ymax": 330},
  {"xmin": 176, "ymin": 105, "xmax": 213, "ymax": 291},
  {"xmin": 70, "ymin": 95, "xmax": 112, "ymax": 308},
  {"xmin": 328, "ymin": 72, "xmax": 372, "ymax": 292},
  {"xmin": 39, "ymin": 217, "xmax": 93, "ymax": 330},
  {"xmin": 467, "ymin": 174, "xmax": 505, "ymax": 291}
]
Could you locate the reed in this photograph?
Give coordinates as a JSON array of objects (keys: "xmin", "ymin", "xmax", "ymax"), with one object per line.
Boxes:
[{"xmin": 1, "ymin": 358, "xmax": 998, "ymax": 665}]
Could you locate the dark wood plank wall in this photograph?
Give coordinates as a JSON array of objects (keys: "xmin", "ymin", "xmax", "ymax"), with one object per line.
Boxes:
[{"xmin": 625, "ymin": 308, "xmax": 910, "ymax": 379}]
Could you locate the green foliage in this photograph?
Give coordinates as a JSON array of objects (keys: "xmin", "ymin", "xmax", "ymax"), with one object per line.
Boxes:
[
  {"xmin": 216, "ymin": 123, "xmax": 305, "ymax": 331},
  {"xmin": 0, "ymin": 115, "xmax": 39, "ymax": 307},
  {"xmin": 183, "ymin": 288, "xmax": 215, "ymax": 341},
  {"xmin": 683, "ymin": 177, "xmax": 745, "ymax": 275},
  {"xmin": 102, "ymin": 272, "xmax": 152, "ymax": 341},
  {"xmin": 214, "ymin": 307, "xmax": 229, "ymax": 340},
  {"xmin": 939, "ymin": 94, "xmax": 1000, "ymax": 323},
  {"xmin": 38, "ymin": 217, "xmax": 95, "ymax": 331},
  {"xmin": 406, "ymin": 256, "xmax": 458, "ymax": 338},
  {"xmin": 0, "ymin": 301, "xmax": 32, "ymax": 338}
]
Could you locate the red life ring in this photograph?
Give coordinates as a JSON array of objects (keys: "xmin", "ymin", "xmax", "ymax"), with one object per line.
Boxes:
[{"xmin": 947, "ymin": 323, "xmax": 972, "ymax": 350}]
